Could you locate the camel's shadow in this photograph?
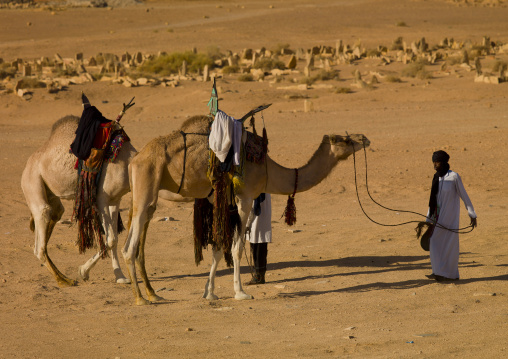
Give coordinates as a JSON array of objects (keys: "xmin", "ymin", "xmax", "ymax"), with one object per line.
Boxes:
[
  {"xmin": 154, "ymin": 255, "xmax": 429, "ymax": 281},
  {"xmin": 153, "ymin": 254, "xmax": 495, "ymax": 296}
]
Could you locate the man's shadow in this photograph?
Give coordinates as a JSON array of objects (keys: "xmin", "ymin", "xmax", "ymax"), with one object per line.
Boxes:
[{"xmin": 154, "ymin": 252, "xmax": 500, "ymax": 296}]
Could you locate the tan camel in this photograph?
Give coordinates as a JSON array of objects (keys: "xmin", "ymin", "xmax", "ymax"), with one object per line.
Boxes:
[
  {"xmin": 124, "ymin": 114, "xmax": 370, "ymax": 305},
  {"xmin": 21, "ymin": 115, "xmax": 189, "ymax": 287}
]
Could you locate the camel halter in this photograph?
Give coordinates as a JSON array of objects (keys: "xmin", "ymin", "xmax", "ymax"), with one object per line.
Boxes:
[{"xmin": 348, "ymin": 139, "xmax": 475, "ymax": 234}]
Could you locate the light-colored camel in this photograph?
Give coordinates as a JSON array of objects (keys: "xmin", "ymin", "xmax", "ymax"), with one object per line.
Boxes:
[
  {"xmin": 21, "ymin": 115, "xmax": 188, "ymax": 287},
  {"xmin": 124, "ymin": 114, "xmax": 370, "ymax": 305}
]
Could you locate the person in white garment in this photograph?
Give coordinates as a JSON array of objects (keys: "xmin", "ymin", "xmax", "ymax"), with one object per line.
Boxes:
[
  {"xmin": 426, "ymin": 150, "xmax": 477, "ymax": 282},
  {"xmin": 245, "ymin": 193, "xmax": 272, "ymax": 285}
]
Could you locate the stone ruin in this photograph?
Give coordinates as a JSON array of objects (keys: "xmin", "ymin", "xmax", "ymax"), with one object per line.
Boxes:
[{"xmin": 1, "ymin": 36, "xmax": 507, "ymax": 100}]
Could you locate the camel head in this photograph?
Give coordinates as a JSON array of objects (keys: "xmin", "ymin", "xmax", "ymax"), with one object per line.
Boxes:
[{"xmin": 323, "ymin": 133, "xmax": 370, "ymax": 160}]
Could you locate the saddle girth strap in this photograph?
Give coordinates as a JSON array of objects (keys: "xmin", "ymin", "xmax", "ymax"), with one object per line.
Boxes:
[
  {"xmin": 177, "ymin": 130, "xmax": 210, "ymax": 194},
  {"xmin": 177, "ymin": 131, "xmax": 187, "ymax": 194}
]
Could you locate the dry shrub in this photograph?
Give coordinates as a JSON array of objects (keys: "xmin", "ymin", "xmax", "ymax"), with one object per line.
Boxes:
[
  {"xmin": 55, "ymin": 68, "xmax": 78, "ymax": 77},
  {"xmin": 222, "ymin": 65, "xmax": 240, "ymax": 74},
  {"xmin": 402, "ymin": 60, "xmax": 432, "ymax": 79},
  {"xmin": 0, "ymin": 65, "xmax": 15, "ymax": 80},
  {"xmin": 302, "ymin": 69, "xmax": 340, "ymax": 85},
  {"xmin": 253, "ymin": 58, "xmax": 285, "ymax": 71},
  {"xmin": 385, "ymin": 75, "xmax": 402, "ymax": 83},
  {"xmin": 396, "ymin": 21, "xmax": 408, "ymax": 27},
  {"xmin": 366, "ymin": 48, "xmax": 381, "ymax": 57},
  {"xmin": 238, "ymin": 73, "xmax": 254, "ymax": 82},
  {"xmin": 314, "ymin": 69, "xmax": 339, "ymax": 81},
  {"xmin": 334, "ymin": 87, "xmax": 352, "ymax": 94},
  {"xmin": 138, "ymin": 51, "xmax": 214, "ymax": 76},
  {"xmin": 17, "ymin": 78, "xmax": 46, "ymax": 89}
]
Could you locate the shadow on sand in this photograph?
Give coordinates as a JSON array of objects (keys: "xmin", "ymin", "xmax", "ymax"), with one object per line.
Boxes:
[{"xmin": 152, "ymin": 254, "xmax": 500, "ymax": 297}]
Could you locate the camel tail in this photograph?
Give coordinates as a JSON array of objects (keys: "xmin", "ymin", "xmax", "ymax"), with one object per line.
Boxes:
[{"xmin": 29, "ymin": 215, "xmax": 35, "ymax": 232}]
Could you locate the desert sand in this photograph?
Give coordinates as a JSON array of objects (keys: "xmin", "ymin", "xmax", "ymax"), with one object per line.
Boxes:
[{"xmin": 1, "ymin": 0, "xmax": 507, "ymax": 358}]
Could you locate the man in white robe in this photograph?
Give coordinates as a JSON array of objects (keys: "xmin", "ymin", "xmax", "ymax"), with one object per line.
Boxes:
[
  {"xmin": 426, "ymin": 151, "xmax": 477, "ymax": 281},
  {"xmin": 245, "ymin": 193, "xmax": 272, "ymax": 285}
]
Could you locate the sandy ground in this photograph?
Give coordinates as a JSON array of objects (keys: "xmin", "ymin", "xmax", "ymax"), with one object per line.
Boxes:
[{"xmin": 1, "ymin": 0, "xmax": 508, "ymax": 358}]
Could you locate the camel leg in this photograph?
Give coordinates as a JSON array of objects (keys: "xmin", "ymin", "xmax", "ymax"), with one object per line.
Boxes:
[
  {"xmin": 32, "ymin": 193, "xmax": 77, "ymax": 287},
  {"xmin": 232, "ymin": 196, "xmax": 253, "ymax": 300},
  {"xmin": 78, "ymin": 204, "xmax": 130, "ymax": 284},
  {"xmin": 122, "ymin": 217, "xmax": 150, "ymax": 305},
  {"xmin": 109, "ymin": 206, "xmax": 130, "ymax": 284},
  {"xmin": 203, "ymin": 247, "xmax": 223, "ymax": 300},
  {"xmin": 122, "ymin": 188, "xmax": 159, "ymax": 306},
  {"xmin": 232, "ymin": 236, "xmax": 253, "ymax": 300},
  {"xmin": 136, "ymin": 220, "xmax": 164, "ymax": 302}
]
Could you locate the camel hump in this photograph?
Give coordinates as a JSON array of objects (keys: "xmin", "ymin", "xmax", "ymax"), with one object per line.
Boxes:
[
  {"xmin": 49, "ymin": 115, "xmax": 80, "ymax": 138},
  {"xmin": 180, "ymin": 115, "xmax": 211, "ymax": 134}
]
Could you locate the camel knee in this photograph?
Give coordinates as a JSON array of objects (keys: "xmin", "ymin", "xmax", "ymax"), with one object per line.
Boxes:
[{"xmin": 106, "ymin": 233, "xmax": 118, "ymax": 249}]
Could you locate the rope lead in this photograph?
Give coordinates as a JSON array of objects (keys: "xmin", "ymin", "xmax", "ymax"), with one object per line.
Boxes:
[{"xmin": 351, "ymin": 142, "xmax": 474, "ymax": 234}]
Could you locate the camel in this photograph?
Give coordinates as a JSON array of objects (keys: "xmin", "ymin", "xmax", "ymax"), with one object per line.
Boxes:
[
  {"xmin": 124, "ymin": 114, "xmax": 370, "ymax": 305},
  {"xmin": 21, "ymin": 114, "xmax": 188, "ymax": 287}
]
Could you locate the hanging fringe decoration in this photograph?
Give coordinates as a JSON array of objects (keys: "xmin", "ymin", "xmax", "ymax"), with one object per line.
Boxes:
[
  {"xmin": 205, "ymin": 150, "xmax": 234, "ymax": 267},
  {"xmin": 212, "ymin": 174, "xmax": 234, "ymax": 267},
  {"xmin": 283, "ymin": 168, "xmax": 299, "ymax": 226},
  {"xmin": 193, "ymin": 198, "xmax": 214, "ymax": 265},
  {"xmin": 71, "ymin": 155, "xmax": 108, "ymax": 257}
]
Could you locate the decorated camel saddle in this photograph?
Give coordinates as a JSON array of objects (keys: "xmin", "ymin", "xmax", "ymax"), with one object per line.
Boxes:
[
  {"xmin": 69, "ymin": 94, "xmax": 134, "ymax": 256},
  {"xmin": 193, "ymin": 80, "xmax": 280, "ymax": 267}
]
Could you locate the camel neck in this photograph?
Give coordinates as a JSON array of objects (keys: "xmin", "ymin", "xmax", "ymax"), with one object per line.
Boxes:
[{"xmin": 265, "ymin": 142, "xmax": 339, "ymax": 195}]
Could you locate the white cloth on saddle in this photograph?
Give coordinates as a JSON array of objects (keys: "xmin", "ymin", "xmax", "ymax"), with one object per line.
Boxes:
[{"xmin": 209, "ymin": 110, "xmax": 242, "ymax": 165}]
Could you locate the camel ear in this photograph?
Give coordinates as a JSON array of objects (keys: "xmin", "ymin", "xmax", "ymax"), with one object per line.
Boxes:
[{"xmin": 327, "ymin": 134, "xmax": 340, "ymax": 144}]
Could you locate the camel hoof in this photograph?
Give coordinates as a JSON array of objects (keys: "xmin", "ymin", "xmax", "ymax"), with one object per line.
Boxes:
[
  {"xmin": 113, "ymin": 268, "xmax": 130, "ymax": 284},
  {"xmin": 135, "ymin": 297, "xmax": 151, "ymax": 306},
  {"xmin": 235, "ymin": 292, "xmax": 253, "ymax": 300},
  {"xmin": 116, "ymin": 277, "xmax": 131, "ymax": 284},
  {"xmin": 57, "ymin": 277, "xmax": 78, "ymax": 287},
  {"xmin": 204, "ymin": 293, "xmax": 219, "ymax": 301},
  {"xmin": 78, "ymin": 266, "xmax": 89, "ymax": 281},
  {"xmin": 148, "ymin": 294, "xmax": 164, "ymax": 302}
]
